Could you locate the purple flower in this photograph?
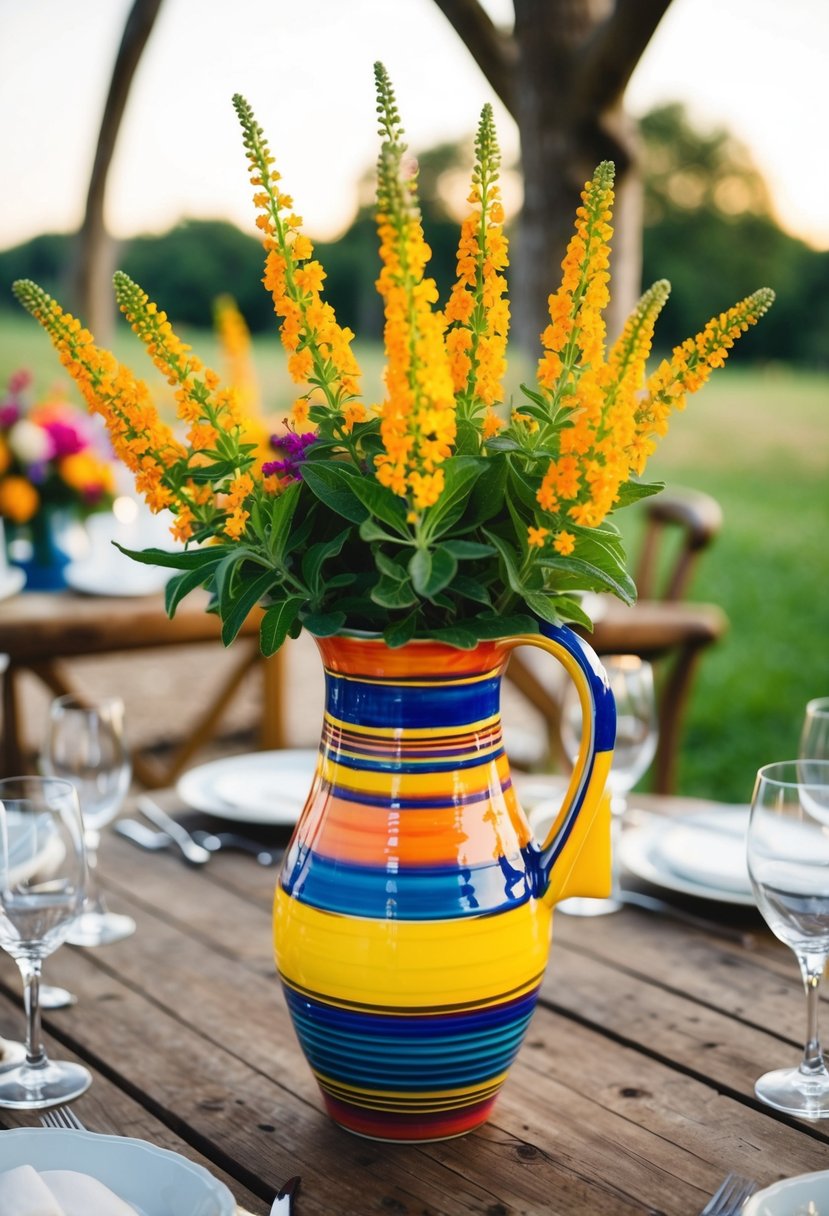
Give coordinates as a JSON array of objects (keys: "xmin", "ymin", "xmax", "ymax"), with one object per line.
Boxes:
[
  {"xmin": 0, "ymin": 400, "xmax": 21, "ymax": 429},
  {"xmin": 42, "ymin": 418, "xmax": 86, "ymax": 458},
  {"xmin": 263, "ymin": 431, "xmax": 317, "ymax": 482}
]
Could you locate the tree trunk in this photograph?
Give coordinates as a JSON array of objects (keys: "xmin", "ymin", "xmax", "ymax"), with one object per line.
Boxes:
[
  {"xmin": 432, "ymin": 0, "xmax": 672, "ymax": 352},
  {"xmin": 70, "ymin": 0, "xmax": 164, "ymax": 341}
]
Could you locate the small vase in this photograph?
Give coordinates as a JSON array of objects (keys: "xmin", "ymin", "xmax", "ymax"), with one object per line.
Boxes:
[
  {"xmin": 8, "ymin": 508, "xmax": 74, "ymax": 591},
  {"xmin": 274, "ymin": 621, "xmax": 615, "ymax": 1142}
]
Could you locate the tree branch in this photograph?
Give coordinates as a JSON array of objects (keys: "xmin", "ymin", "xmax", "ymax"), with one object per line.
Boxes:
[
  {"xmin": 71, "ymin": 0, "xmax": 164, "ymax": 332},
  {"xmin": 575, "ymin": 0, "xmax": 673, "ymax": 115},
  {"xmin": 431, "ymin": 0, "xmax": 518, "ymax": 114}
]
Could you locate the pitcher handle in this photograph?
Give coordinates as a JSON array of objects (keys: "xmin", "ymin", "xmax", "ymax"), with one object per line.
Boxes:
[{"xmin": 500, "ymin": 621, "xmax": 616, "ymax": 906}]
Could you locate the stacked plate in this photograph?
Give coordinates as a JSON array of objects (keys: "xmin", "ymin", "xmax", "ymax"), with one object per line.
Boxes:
[
  {"xmin": 618, "ymin": 804, "xmax": 753, "ymax": 905},
  {"xmin": 176, "ymin": 749, "xmax": 317, "ymax": 826}
]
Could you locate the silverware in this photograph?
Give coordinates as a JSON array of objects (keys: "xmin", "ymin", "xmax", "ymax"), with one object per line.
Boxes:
[
  {"xmin": 40, "ymin": 1105, "xmax": 87, "ymax": 1129},
  {"xmin": 136, "ymin": 797, "xmax": 211, "ymax": 866},
  {"xmin": 116, "ymin": 818, "xmax": 280, "ymax": 866},
  {"xmin": 699, "ymin": 1172, "xmax": 758, "ymax": 1215},
  {"xmin": 271, "ymin": 1175, "xmax": 301, "ymax": 1215}
]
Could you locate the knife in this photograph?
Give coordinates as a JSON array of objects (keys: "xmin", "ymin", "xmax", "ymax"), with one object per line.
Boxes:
[
  {"xmin": 136, "ymin": 796, "xmax": 211, "ymax": 865},
  {"xmin": 270, "ymin": 1175, "xmax": 301, "ymax": 1214}
]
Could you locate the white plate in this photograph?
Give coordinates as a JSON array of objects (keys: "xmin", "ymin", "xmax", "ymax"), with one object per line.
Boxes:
[
  {"xmin": 0, "ymin": 1127, "xmax": 234, "ymax": 1216},
  {"xmin": 743, "ymin": 1168, "xmax": 829, "ymax": 1215},
  {"xmin": 64, "ymin": 562, "xmax": 170, "ymax": 598},
  {"xmin": 0, "ymin": 567, "xmax": 26, "ymax": 601},
  {"xmin": 650, "ymin": 806, "xmax": 751, "ymax": 895},
  {"xmin": 618, "ymin": 808, "xmax": 755, "ymax": 906},
  {"xmin": 176, "ymin": 749, "xmax": 318, "ymax": 825}
]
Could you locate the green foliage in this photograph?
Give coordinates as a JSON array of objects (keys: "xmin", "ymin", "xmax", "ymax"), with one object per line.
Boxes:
[{"xmin": 640, "ymin": 103, "xmax": 829, "ymax": 366}]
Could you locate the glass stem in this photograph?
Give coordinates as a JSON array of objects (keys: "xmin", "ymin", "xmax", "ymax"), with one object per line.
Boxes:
[
  {"xmin": 18, "ymin": 957, "xmax": 46, "ymax": 1068},
  {"xmin": 84, "ymin": 830, "xmax": 107, "ymax": 915},
  {"xmin": 798, "ymin": 954, "xmax": 827, "ymax": 1076}
]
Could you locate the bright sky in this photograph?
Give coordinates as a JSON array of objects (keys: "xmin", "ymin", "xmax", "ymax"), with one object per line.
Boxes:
[{"xmin": 1, "ymin": 0, "xmax": 827, "ymax": 252}]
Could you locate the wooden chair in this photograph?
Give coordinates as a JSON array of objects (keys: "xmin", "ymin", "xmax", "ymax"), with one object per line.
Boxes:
[{"xmin": 505, "ymin": 487, "xmax": 728, "ymax": 793}]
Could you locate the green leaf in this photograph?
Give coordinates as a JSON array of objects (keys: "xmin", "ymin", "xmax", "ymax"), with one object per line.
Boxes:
[
  {"xmin": 164, "ymin": 565, "xmax": 211, "ymax": 617},
  {"xmin": 408, "ymin": 546, "xmax": 458, "ymax": 598},
  {"xmin": 483, "ymin": 435, "xmax": 524, "ymax": 454},
  {"xmin": 302, "ymin": 610, "xmax": 347, "ymax": 637},
  {"xmin": 301, "ymin": 463, "xmax": 370, "ymax": 525},
  {"xmin": 113, "ymin": 543, "xmax": 230, "ymax": 570},
  {"xmin": 454, "ymin": 419, "xmax": 481, "ymax": 456},
  {"xmin": 383, "ymin": 612, "xmax": 418, "ymax": 648},
  {"xmin": 371, "ymin": 577, "xmax": 418, "ymax": 609},
  {"xmin": 522, "ymin": 591, "xmax": 566, "ymax": 627},
  {"xmin": 301, "ymin": 527, "xmax": 351, "ymax": 597},
  {"xmin": 221, "ymin": 569, "xmax": 280, "ymax": 646},
  {"xmin": 325, "ymin": 572, "xmax": 357, "ymax": 589},
  {"xmin": 482, "ymin": 529, "xmax": 527, "ymax": 596},
  {"xmin": 451, "ymin": 575, "xmax": 493, "ymax": 606},
  {"xmin": 349, "ymin": 476, "xmax": 410, "ymax": 536},
  {"xmin": 461, "ymin": 456, "xmax": 508, "ymax": 529},
  {"xmin": 613, "ymin": 479, "xmax": 664, "ymax": 509},
  {"xmin": 185, "ymin": 459, "xmax": 237, "ymax": 483},
  {"xmin": 518, "ymin": 382, "xmax": 549, "ymax": 409},
  {"xmin": 359, "ymin": 517, "xmax": 402, "ymax": 543},
  {"xmin": 213, "ymin": 548, "xmax": 255, "ymax": 608},
  {"xmin": 469, "ymin": 613, "xmax": 539, "ymax": 638},
  {"xmin": 374, "ymin": 551, "xmax": 408, "ymax": 581},
  {"xmin": 421, "ymin": 459, "xmax": 485, "ymax": 540},
  {"xmin": 442, "ymin": 539, "xmax": 496, "ymax": 560},
  {"xmin": 538, "ymin": 554, "xmax": 636, "ymax": 603},
  {"xmin": 548, "ymin": 595, "xmax": 595, "ymax": 631},
  {"xmin": 266, "ymin": 481, "xmax": 301, "ymax": 562},
  {"xmin": 428, "ymin": 625, "xmax": 479, "ymax": 649},
  {"xmin": 260, "ymin": 596, "xmax": 305, "ymax": 656}
]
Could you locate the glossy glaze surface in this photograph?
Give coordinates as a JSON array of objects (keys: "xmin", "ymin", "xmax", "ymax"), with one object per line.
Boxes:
[{"xmin": 274, "ymin": 623, "xmax": 615, "ymax": 1140}]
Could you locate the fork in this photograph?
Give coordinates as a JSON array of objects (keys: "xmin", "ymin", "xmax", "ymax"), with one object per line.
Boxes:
[
  {"xmin": 40, "ymin": 1105, "xmax": 86, "ymax": 1131},
  {"xmin": 699, "ymin": 1172, "xmax": 758, "ymax": 1215}
]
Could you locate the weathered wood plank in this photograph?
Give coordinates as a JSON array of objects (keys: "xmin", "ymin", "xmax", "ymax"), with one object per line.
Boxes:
[{"xmin": 0, "ymin": 991, "xmax": 267, "ymax": 1213}]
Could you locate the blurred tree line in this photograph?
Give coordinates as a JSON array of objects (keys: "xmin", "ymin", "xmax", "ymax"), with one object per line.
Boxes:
[{"xmin": 2, "ymin": 103, "xmax": 826, "ymax": 365}]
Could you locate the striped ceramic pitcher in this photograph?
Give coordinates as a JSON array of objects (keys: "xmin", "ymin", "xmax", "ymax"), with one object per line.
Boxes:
[{"xmin": 274, "ymin": 622, "xmax": 615, "ymax": 1141}]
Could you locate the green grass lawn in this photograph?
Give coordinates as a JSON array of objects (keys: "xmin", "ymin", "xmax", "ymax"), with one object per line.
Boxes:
[{"xmin": 1, "ymin": 311, "xmax": 826, "ymax": 802}]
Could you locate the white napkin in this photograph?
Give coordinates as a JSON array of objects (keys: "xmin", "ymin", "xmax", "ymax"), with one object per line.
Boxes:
[
  {"xmin": 0, "ymin": 1166, "xmax": 63, "ymax": 1215},
  {"xmin": 0, "ymin": 1165, "xmax": 139, "ymax": 1215}
]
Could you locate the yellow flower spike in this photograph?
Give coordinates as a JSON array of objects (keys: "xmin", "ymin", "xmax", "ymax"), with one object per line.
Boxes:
[
  {"xmin": 538, "ymin": 162, "xmax": 615, "ymax": 404},
  {"xmin": 445, "ymin": 104, "xmax": 510, "ymax": 424},
  {"xmin": 11, "ymin": 279, "xmax": 186, "ymax": 501},
  {"xmin": 372, "ymin": 62, "xmax": 456, "ymax": 513},
  {"xmin": 632, "ymin": 287, "xmax": 775, "ymax": 476},
  {"xmin": 214, "ymin": 294, "xmax": 262, "ymax": 420},
  {"xmin": 233, "ymin": 92, "xmax": 362, "ymax": 425},
  {"xmin": 114, "ymin": 273, "xmax": 246, "ymax": 447}
]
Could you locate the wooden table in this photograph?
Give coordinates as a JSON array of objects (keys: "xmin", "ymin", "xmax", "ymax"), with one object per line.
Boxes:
[
  {"xmin": 0, "ymin": 590, "xmax": 285, "ymax": 787},
  {"xmin": 0, "ymin": 791, "xmax": 826, "ymax": 1215}
]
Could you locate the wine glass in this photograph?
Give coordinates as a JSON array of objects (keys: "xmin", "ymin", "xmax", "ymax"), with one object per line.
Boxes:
[
  {"xmin": 42, "ymin": 694, "xmax": 135, "ymax": 946},
  {"xmin": 747, "ymin": 758, "xmax": 829, "ymax": 1118},
  {"xmin": 558, "ymin": 655, "xmax": 659, "ymax": 916},
  {"xmin": 0, "ymin": 775, "xmax": 92, "ymax": 1108},
  {"xmin": 800, "ymin": 697, "xmax": 829, "ymax": 760}
]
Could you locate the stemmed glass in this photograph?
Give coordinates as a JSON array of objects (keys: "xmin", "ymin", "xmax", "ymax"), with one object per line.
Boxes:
[
  {"xmin": 558, "ymin": 655, "xmax": 659, "ymax": 916},
  {"xmin": 747, "ymin": 758, "xmax": 829, "ymax": 1118},
  {"xmin": 42, "ymin": 694, "xmax": 135, "ymax": 946},
  {"xmin": 800, "ymin": 697, "xmax": 829, "ymax": 761},
  {"xmin": 0, "ymin": 775, "xmax": 92, "ymax": 1108}
]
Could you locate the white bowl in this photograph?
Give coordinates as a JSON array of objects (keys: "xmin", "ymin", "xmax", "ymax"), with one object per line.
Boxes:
[
  {"xmin": 744, "ymin": 1169, "xmax": 829, "ymax": 1215},
  {"xmin": 0, "ymin": 1128, "xmax": 235, "ymax": 1216}
]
